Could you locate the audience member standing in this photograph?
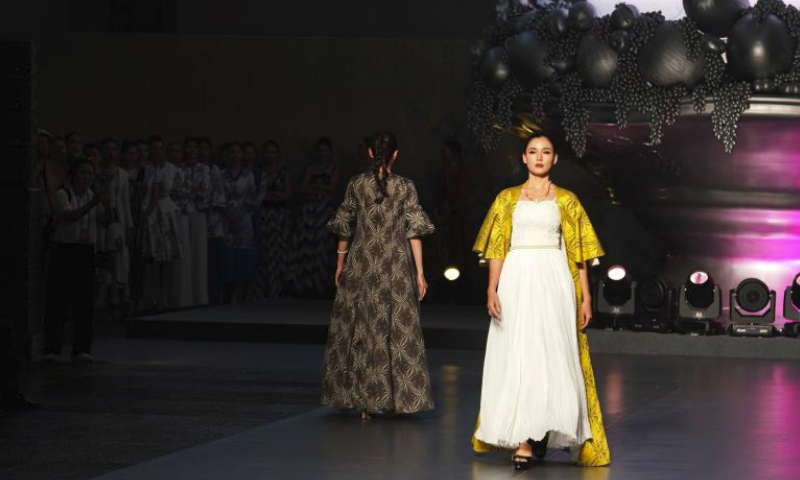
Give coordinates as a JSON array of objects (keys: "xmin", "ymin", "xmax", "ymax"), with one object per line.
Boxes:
[
  {"xmin": 94, "ymin": 138, "xmax": 134, "ymax": 320},
  {"xmin": 43, "ymin": 159, "xmax": 108, "ymax": 363},
  {"xmin": 184, "ymin": 138, "xmax": 211, "ymax": 305},
  {"xmin": 252, "ymin": 141, "xmax": 291, "ymax": 299},
  {"xmin": 168, "ymin": 141, "xmax": 193, "ymax": 308},
  {"xmin": 290, "ymin": 137, "xmax": 340, "ymax": 297},
  {"xmin": 221, "ymin": 143, "xmax": 257, "ymax": 304},
  {"xmin": 140, "ymin": 137, "xmax": 183, "ymax": 311},
  {"xmin": 204, "ymin": 139, "xmax": 227, "ymax": 305}
]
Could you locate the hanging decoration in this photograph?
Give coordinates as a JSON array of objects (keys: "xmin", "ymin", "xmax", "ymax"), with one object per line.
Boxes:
[{"xmin": 468, "ymin": 0, "xmax": 800, "ymax": 155}]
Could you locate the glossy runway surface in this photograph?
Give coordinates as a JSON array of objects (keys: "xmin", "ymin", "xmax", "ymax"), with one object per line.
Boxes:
[{"xmin": 82, "ymin": 342, "xmax": 800, "ymax": 480}]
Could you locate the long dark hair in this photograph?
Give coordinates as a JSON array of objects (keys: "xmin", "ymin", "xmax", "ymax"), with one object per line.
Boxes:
[{"xmin": 370, "ymin": 131, "xmax": 398, "ymax": 203}]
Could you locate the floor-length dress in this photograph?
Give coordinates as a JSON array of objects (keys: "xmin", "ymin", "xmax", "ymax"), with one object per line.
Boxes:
[
  {"xmin": 474, "ymin": 199, "xmax": 591, "ymax": 450},
  {"xmin": 290, "ymin": 163, "xmax": 337, "ymax": 297},
  {"xmin": 252, "ymin": 166, "xmax": 291, "ymax": 299},
  {"xmin": 95, "ymin": 166, "xmax": 134, "ymax": 310},
  {"xmin": 170, "ymin": 163, "xmax": 194, "ymax": 308},
  {"xmin": 321, "ymin": 173, "xmax": 436, "ymax": 413},
  {"xmin": 221, "ymin": 168, "xmax": 258, "ymax": 283}
]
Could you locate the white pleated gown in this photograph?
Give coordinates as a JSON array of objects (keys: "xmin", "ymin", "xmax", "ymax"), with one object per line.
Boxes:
[{"xmin": 475, "ymin": 199, "xmax": 591, "ymax": 450}]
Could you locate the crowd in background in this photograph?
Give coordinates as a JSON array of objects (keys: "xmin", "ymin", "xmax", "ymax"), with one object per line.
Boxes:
[{"xmin": 35, "ymin": 132, "xmax": 366, "ymax": 360}]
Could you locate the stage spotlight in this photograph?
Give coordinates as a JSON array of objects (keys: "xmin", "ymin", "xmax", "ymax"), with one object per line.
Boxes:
[
  {"xmin": 782, "ymin": 273, "xmax": 800, "ymax": 337},
  {"xmin": 631, "ymin": 277, "xmax": 677, "ymax": 332},
  {"xmin": 729, "ymin": 278, "xmax": 777, "ymax": 337},
  {"xmin": 443, "ymin": 266, "xmax": 461, "ymax": 282},
  {"xmin": 594, "ymin": 265, "xmax": 636, "ymax": 329},
  {"xmin": 677, "ymin": 270, "xmax": 724, "ymax": 335}
]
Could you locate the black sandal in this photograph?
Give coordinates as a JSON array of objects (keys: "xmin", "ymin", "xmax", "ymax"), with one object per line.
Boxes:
[
  {"xmin": 513, "ymin": 453, "xmax": 534, "ymax": 470},
  {"xmin": 527, "ymin": 432, "xmax": 550, "ymax": 460}
]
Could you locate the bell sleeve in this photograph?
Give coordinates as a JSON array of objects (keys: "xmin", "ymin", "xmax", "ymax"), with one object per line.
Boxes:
[
  {"xmin": 472, "ymin": 194, "xmax": 509, "ymax": 261},
  {"xmin": 403, "ymin": 180, "xmax": 435, "ymax": 239},
  {"xmin": 326, "ymin": 178, "xmax": 358, "ymax": 238},
  {"xmin": 564, "ymin": 196, "xmax": 605, "ymax": 264}
]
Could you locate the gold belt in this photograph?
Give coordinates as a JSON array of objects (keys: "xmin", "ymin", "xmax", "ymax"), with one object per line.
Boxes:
[{"xmin": 510, "ymin": 244, "xmax": 559, "ymax": 250}]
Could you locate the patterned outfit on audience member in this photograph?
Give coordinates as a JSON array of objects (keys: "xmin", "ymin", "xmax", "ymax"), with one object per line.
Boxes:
[
  {"xmin": 220, "ymin": 168, "xmax": 258, "ymax": 282},
  {"xmin": 322, "ymin": 173, "xmax": 435, "ymax": 414},
  {"xmin": 141, "ymin": 162, "xmax": 184, "ymax": 262},
  {"xmin": 169, "ymin": 163, "xmax": 193, "ymax": 307},
  {"xmin": 252, "ymin": 166, "xmax": 291, "ymax": 299},
  {"xmin": 188, "ymin": 161, "xmax": 212, "ymax": 305},
  {"xmin": 206, "ymin": 163, "xmax": 227, "ymax": 304},
  {"xmin": 95, "ymin": 166, "xmax": 134, "ymax": 309},
  {"xmin": 290, "ymin": 163, "xmax": 337, "ymax": 297}
]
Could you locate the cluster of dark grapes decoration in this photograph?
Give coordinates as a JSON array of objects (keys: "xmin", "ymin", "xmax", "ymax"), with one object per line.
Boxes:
[
  {"xmin": 468, "ymin": 0, "xmax": 800, "ymax": 156},
  {"xmin": 712, "ymin": 81, "xmax": 752, "ymax": 152},
  {"xmin": 610, "ymin": 12, "xmax": 663, "ymax": 129},
  {"xmin": 467, "ymin": 78, "xmax": 525, "ymax": 151}
]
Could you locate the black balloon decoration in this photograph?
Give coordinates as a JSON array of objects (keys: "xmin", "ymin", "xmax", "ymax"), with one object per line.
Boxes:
[
  {"xmin": 577, "ymin": 34, "xmax": 618, "ymax": 88},
  {"xmin": 727, "ymin": 13, "xmax": 796, "ymax": 81},
  {"xmin": 515, "ymin": 10, "xmax": 540, "ymax": 32},
  {"xmin": 550, "ymin": 57, "xmax": 576, "ymax": 73},
  {"xmin": 467, "ymin": 0, "xmax": 800, "ymax": 155},
  {"xmin": 638, "ymin": 22, "xmax": 705, "ymax": 88},
  {"xmin": 480, "ymin": 46, "xmax": 510, "ymax": 88},
  {"xmin": 611, "ymin": 4, "xmax": 640, "ymax": 30},
  {"xmin": 568, "ymin": 2, "xmax": 596, "ymax": 31},
  {"xmin": 701, "ymin": 34, "xmax": 726, "ymax": 53},
  {"xmin": 546, "ymin": 8, "xmax": 569, "ymax": 37},
  {"xmin": 507, "ymin": 31, "xmax": 555, "ymax": 86},
  {"xmin": 609, "ymin": 30, "xmax": 631, "ymax": 53},
  {"xmin": 683, "ymin": 0, "xmax": 750, "ymax": 38}
]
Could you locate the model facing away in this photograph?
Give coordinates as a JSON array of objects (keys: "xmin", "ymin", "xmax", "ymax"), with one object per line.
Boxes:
[{"xmin": 321, "ymin": 131, "xmax": 436, "ymax": 419}]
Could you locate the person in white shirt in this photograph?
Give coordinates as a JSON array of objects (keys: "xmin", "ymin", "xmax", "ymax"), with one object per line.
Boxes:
[{"xmin": 43, "ymin": 159, "xmax": 110, "ymax": 363}]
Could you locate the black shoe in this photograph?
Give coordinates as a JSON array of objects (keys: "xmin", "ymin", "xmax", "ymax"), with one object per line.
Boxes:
[
  {"xmin": 528, "ymin": 432, "xmax": 550, "ymax": 460},
  {"xmin": 1, "ymin": 394, "xmax": 41, "ymax": 412},
  {"xmin": 513, "ymin": 454, "xmax": 534, "ymax": 471}
]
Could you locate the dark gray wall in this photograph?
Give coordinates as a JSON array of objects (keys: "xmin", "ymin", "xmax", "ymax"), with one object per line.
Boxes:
[{"xmin": 4, "ymin": 0, "xmax": 496, "ymax": 40}]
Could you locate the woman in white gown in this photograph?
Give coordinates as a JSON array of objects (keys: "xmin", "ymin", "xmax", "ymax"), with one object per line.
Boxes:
[{"xmin": 471, "ymin": 132, "xmax": 611, "ymax": 470}]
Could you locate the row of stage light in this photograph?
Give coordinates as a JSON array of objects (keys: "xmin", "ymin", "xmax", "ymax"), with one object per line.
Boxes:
[{"xmin": 595, "ymin": 266, "xmax": 800, "ymax": 337}]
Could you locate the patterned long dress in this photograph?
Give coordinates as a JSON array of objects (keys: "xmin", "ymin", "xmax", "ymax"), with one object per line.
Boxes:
[
  {"xmin": 322, "ymin": 173, "xmax": 436, "ymax": 414},
  {"xmin": 252, "ymin": 166, "xmax": 291, "ymax": 299},
  {"xmin": 95, "ymin": 166, "xmax": 134, "ymax": 309},
  {"xmin": 140, "ymin": 162, "xmax": 183, "ymax": 262},
  {"xmin": 221, "ymin": 168, "xmax": 257, "ymax": 282},
  {"xmin": 290, "ymin": 163, "xmax": 338, "ymax": 297}
]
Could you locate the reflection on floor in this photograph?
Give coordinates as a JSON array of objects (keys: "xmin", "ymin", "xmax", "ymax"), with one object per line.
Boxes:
[{"xmin": 3, "ymin": 324, "xmax": 800, "ymax": 480}]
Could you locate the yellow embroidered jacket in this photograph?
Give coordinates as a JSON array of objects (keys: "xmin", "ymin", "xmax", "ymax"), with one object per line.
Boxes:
[{"xmin": 471, "ymin": 184, "xmax": 611, "ymax": 467}]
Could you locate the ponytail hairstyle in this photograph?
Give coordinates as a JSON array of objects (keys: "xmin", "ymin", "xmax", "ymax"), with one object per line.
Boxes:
[{"xmin": 370, "ymin": 131, "xmax": 398, "ymax": 204}]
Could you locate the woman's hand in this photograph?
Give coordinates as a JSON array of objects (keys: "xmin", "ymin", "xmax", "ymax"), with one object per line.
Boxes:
[
  {"xmin": 417, "ymin": 274, "xmax": 428, "ymax": 301},
  {"xmin": 487, "ymin": 290, "xmax": 501, "ymax": 320},
  {"xmin": 580, "ymin": 298, "xmax": 593, "ymax": 330},
  {"xmin": 335, "ymin": 264, "xmax": 344, "ymax": 288}
]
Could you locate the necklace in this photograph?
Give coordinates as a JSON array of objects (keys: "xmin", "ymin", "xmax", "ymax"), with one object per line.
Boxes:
[{"xmin": 522, "ymin": 180, "xmax": 551, "ymax": 202}]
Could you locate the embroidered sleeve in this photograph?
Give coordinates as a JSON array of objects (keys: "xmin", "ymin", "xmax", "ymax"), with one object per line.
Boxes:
[
  {"xmin": 326, "ymin": 178, "xmax": 358, "ymax": 238},
  {"xmin": 403, "ymin": 180, "xmax": 435, "ymax": 239},
  {"xmin": 472, "ymin": 193, "xmax": 510, "ymax": 261},
  {"xmin": 563, "ymin": 195, "xmax": 605, "ymax": 264}
]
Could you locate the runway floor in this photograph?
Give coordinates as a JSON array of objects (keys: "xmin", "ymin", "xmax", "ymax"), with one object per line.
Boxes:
[{"xmin": 2, "ymin": 305, "xmax": 800, "ymax": 480}]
